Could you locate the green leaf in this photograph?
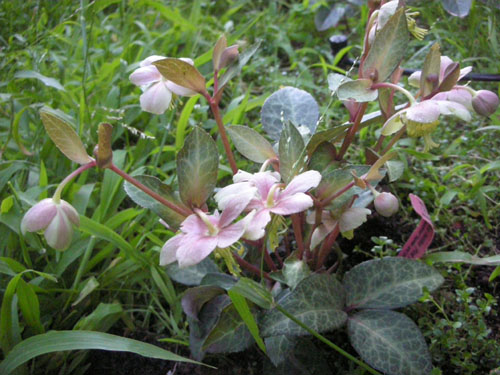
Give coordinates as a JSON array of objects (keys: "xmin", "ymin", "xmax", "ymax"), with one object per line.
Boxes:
[
  {"xmin": 181, "ymin": 286, "xmax": 225, "ymax": 320},
  {"xmin": 362, "ymin": 8, "xmax": 409, "ymax": 82},
  {"xmin": 261, "ymin": 87, "xmax": 319, "ymax": 141},
  {"xmin": 229, "ymin": 277, "xmax": 274, "ymax": 310},
  {"xmin": 166, "ymin": 257, "xmax": 220, "ymax": 286},
  {"xmin": 343, "ymin": 257, "xmax": 444, "ymax": 310},
  {"xmin": 0, "ymin": 274, "xmax": 22, "ymax": 353},
  {"xmin": 74, "ymin": 302, "xmax": 123, "ymax": 332},
  {"xmin": 0, "ymin": 330, "xmax": 204, "ymax": 374},
  {"xmin": 226, "ymin": 125, "xmax": 276, "ymax": 163},
  {"xmin": 40, "ymin": 107, "xmax": 92, "ymax": 164},
  {"xmin": 212, "ymin": 35, "xmax": 227, "ymax": 71},
  {"xmin": 124, "ymin": 175, "xmax": 187, "ymax": 229},
  {"xmin": 348, "ymin": 310, "xmax": 432, "ymax": 375},
  {"xmin": 337, "ymin": 79, "xmax": 378, "ymax": 102},
  {"xmin": 279, "ymin": 122, "xmax": 306, "ymax": 184},
  {"xmin": 202, "ymin": 303, "xmax": 254, "ymax": 354},
  {"xmin": 424, "ymin": 251, "xmax": 500, "ymax": 266},
  {"xmin": 153, "ymin": 58, "xmax": 206, "ymax": 94},
  {"xmin": 177, "ymin": 127, "xmax": 218, "ymax": 207},
  {"xmin": 15, "ymin": 70, "xmax": 65, "ymax": 91},
  {"xmin": 281, "ymin": 257, "xmax": 312, "ymax": 290},
  {"xmin": 386, "ymin": 160, "xmax": 405, "ymax": 182},
  {"xmin": 228, "ymin": 290, "xmax": 266, "ymax": 353},
  {"xmin": 308, "ymin": 142, "xmax": 338, "ymax": 173},
  {"xmin": 16, "ymin": 279, "xmax": 44, "ymax": 334},
  {"xmin": 306, "ymin": 125, "xmax": 350, "ymax": 155},
  {"xmin": 420, "ymin": 43, "xmax": 441, "ymax": 97},
  {"xmin": 327, "ymin": 73, "xmax": 351, "ymax": 93},
  {"xmin": 441, "ymin": 0, "xmax": 472, "ymax": 17},
  {"xmin": 317, "ymin": 165, "xmax": 370, "ymax": 201},
  {"xmin": 264, "ymin": 335, "xmax": 296, "ymax": 367},
  {"xmin": 71, "ymin": 276, "xmax": 99, "ymax": 306},
  {"xmin": 260, "ymin": 274, "xmax": 347, "ymax": 337}
]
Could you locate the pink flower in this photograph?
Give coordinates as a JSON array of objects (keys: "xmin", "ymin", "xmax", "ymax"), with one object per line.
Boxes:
[
  {"xmin": 21, "ymin": 198, "xmax": 80, "ymax": 250},
  {"xmin": 306, "ymin": 207, "xmax": 371, "ymax": 249},
  {"xmin": 130, "ymin": 55, "xmax": 197, "ymax": 114},
  {"xmin": 160, "ymin": 190, "xmax": 255, "ymax": 268},
  {"xmin": 216, "ymin": 170, "xmax": 322, "ymax": 240},
  {"xmin": 408, "ymin": 56, "xmax": 472, "ymax": 89}
]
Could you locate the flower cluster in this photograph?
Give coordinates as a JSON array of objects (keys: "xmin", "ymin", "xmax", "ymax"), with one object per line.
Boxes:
[{"xmin": 161, "ymin": 169, "xmax": 321, "ymax": 267}]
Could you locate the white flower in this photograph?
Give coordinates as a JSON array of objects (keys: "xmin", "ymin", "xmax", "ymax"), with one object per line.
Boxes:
[{"xmin": 129, "ymin": 56, "xmax": 197, "ymax": 114}]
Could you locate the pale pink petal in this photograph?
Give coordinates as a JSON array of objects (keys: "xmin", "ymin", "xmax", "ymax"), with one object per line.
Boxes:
[
  {"xmin": 165, "ymin": 81, "xmax": 197, "ymax": 97},
  {"xmin": 281, "ymin": 171, "xmax": 321, "ymax": 196},
  {"xmin": 176, "ymin": 236, "xmax": 218, "ymax": 268},
  {"xmin": 271, "ymin": 193, "xmax": 313, "ymax": 215},
  {"xmin": 445, "ymin": 87, "xmax": 473, "ymax": 110},
  {"xmin": 219, "ymin": 188, "xmax": 256, "ymax": 227},
  {"xmin": 59, "ymin": 200, "xmax": 80, "ymax": 226},
  {"xmin": 233, "ymin": 170, "xmax": 255, "ymax": 183},
  {"xmin": 435, "ymin": 100, "xmax": 471, "ymax": 121},
  {"xmin": 215, "ymin": 183, "xmax": 256, "ymax": 211},
  {"xmin": 129, "ymin": 66, "xmax": 161, "ymax": 86},
  {"xmin": 140, "ymin": 82, "xmax": 172, "ymax": 115},
  {"xmin": 217, "ymin": 222, "xmax": 245, "ymax": 248},
  {"xmin": 246, "ymin": 197, "xmax": 266, "ymax": 212},
  {"xmin": 439, "ymin": 56, "xmax": 454, "ymax": 81},
  {"xmin": 310, "ymin": 221, "xmax": 338, "ymax": 249},
  {"xmin": 339, "ymin": 207, "xmax": 371, "ymax": 233},
  {"xmin": 160, "ymin": 234, "xmax": 184, "ymax": 266},
  {"xmin": 21, "ymin": 199, "xmax": 57, "ymax": 234},
  {"xmin": 252, "ymin": 171, "xmax": 281, "ymax": 199},
  {"xmin": 459, "ymin": 66, "xmax": 472, "ymax": 80},
  {"xmin": 408, "ymin": 71, "xmax": 421, "ymax": 88},
  {"xmin": 140, "ymin": 55, "xmax": 167, "ymax": 67},
  {"xmin": 44, "ymin": 209, "xmax": 73, "ymax": 250},
  {"xmin": 405, "ymin": 101, "xmax": 440, "ymax": 124},
  {"xmin": 243, "ymin": 209, "xmax": 271, "ymax": 240},
  {"xmin": 180, "ymin": 214, "xmax": 208, "ymax": 236},
  {"xmin": 179, "ymin": 57, "xmax": 194, "ymax": 66}
]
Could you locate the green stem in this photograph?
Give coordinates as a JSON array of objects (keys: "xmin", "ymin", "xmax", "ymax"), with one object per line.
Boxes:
[
  {"xmin": 274, "ymin": 304, "xmax": 382, "ymax": 375},
  {"xmin": 109, "ymin": 163, "xmax": 192, "ymax": 217},
  {"xmin": 52, "ymin": 160, "xmax": 97, "ymax": 203}
]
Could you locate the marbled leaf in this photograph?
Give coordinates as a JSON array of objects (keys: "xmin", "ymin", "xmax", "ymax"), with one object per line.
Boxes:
[
  {"xmin": 343, "ymin": 257, "xmax": 444, "ymax": 310},
  {"xmin": 260, "ymin": 274, "xmax": 347, "ymax": 337},
  {"xmin": 265, "ymin": 335, "xmax": 296, "ymax": 367},
  {"xmin": 261, "ymin": 87, "xmax": 319, "ymax": 141},
  {"xmin": 166, "ymin": 257, "xmax": 219, "ymax": 286},
  {"xmin": 348, "ymin": 310, "xmax": 432, "ymax": 375},
  {"xmin": 441, "ymin": 0, "xmax": 472, "ymax": 17}
]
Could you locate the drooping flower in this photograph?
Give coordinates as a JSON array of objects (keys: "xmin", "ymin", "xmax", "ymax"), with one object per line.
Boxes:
[
  {"xmin": 472, "ymin": 90, "xmax": 499, "ymax": 117},
  {"xmin": 129, "ymin": 55, "xmax": 197, "ymax": 114},
  {"xmin": 21, "ymin": 198, "xmax": 80, "ymax": 250},
  {"xmin": 160, "ymin": 189, "xmax": 255, "ymax": 268},
  {"xmin": 374, "ymin": 192, "xmax": 399, "ymax": 217},
  {"xmin": 381, "ymin": 98, "xmax": 471, "ymax": 151},
  {"xmin": 215, "ymin": 170, "xmax": 322, "ymax": 240},
  {"xmin": 307, "ymin": 207, "xmax": 371, "ymax": 249}
]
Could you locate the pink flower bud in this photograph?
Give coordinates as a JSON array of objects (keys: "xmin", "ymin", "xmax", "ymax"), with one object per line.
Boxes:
[
  {"xmin": 374, "ymin": 192, "xmax": 399, "ymax": 217},
  {"xmin": 21, "ymin": 198, "xmax": 80, "ymax": 250},
  {"xmin": 472, "ymin": 90, "xmax": 499, "ymax": 117}
]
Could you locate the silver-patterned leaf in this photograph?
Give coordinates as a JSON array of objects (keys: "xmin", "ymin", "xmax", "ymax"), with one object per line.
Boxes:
[
  {"xmin": 260, "ymin": 274, "xmax": 347, "ymax": 337},
  {"xmin": 261, "ymin": 87, "xmax": 319, "ymax": 141},
  {"xmin": 343, "ymin": 257, "xmax": 444, "ymax": 310},
  {"xmin": 348, "ymin": 310, "xmax": 432, "ymax": 375}
]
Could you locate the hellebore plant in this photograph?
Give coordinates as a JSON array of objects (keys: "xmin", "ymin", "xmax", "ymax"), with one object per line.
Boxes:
[{"xmin": 19, "ymin": 4, "xmax": 499, "ymax": 375}]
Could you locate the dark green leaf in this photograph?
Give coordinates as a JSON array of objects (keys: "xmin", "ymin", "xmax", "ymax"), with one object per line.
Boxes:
[
  {"xmin": 308, "ymin": 142, "xmax": 338, "ymax": 173},
  {"xmin": 306, "ymin": 126, "xmax": 350, "ymax": 156},
  {"xmin": 279, "ymin": 122, "xmax": 306, "ymax": 184},
  {"xmin": 362, "ymin": 8, "xmax": 409, "ymax": 82},
  {"xmin": 282, "ymin": 257, "xmax": 312, "ymax": 290},
  {"xmin": 177, "ymin": 127, "xmax": 218, "ymax": 207},
  {"xmin": 124, "ymin": 175, "xmax": 187, "ymax": 229},
  {"xmin": 260, "ymin": 274, "xmax": 347, "ymax": 337},
  {"xmin": 201, "ymin": 273, "xmax": 237, "ymax": 290},
  {"xmin": 16, "ymin": 279, "xmax": 43, "ymax": 334},
  {"xmin": 261, "ymin": 87, "xmax": 319, "ymax": 141},
  {"xmin": 74, "ymin": 303, "xmax": 123, "ymax": 332},
  {"xmin": 181, "ymin": 286, "xmax": 224, "ymax": 320},
  {"xmin": 0, "ymin": 330, "xmax": 203, "ymax": 374},
  {"xmin": 317, "ymin": 165, "xmax": 370, "ymax": 201},
  {"xmin": 265, "ymin": 335, "xmax": 296, "ymax": 366},
  {"xmin": 166, "ymin": 257, "xmax": 220, "ymax": 286},
  {"xmin": 226, "ymin": 125, "xmax": 276, "ymax": 163},
  {"xmin": 343, "ymin": 257, "xmax": 444, "ymax": 310},
  {"xmin": 202, "ymin": 303, "xmax": 254, "ymax": 354},
  {"xmin": 348, "ymin": 310, "xmax": 432, "ymax": 375}
]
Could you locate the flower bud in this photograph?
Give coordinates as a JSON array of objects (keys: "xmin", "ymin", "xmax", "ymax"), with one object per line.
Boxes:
[
  {"xmin": 21, "ymin": 198, "xmax": 80, "ymax": 250},
  {"xmin": 374, "ymin": 192, "xmax": 399, "ymax": 217},
  {"xmin": 472, "ymin": 90, "xmax": 499, "ymax": 117}
]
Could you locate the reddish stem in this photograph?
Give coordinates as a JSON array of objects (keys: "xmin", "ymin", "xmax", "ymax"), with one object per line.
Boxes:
[
  {"xmin": 336, "ymin": 102, "xmax": 368, "ymax": 161},
  {"xmin": 292, "ymin": 214, "xmax": 305, "ymax": 259},
  {"xmin": 320, "ymin": 181, "xmax": 355, "ymax": 207},
  {"xmin": 315, "ymin": 224, "xmax": 340, "ymax": 271},
  {"xmin": 233, "ymin": 253, "xmax": 272, "ymax": 281},
  {"xmin": 209, "ymin": 101, "xmax": 238, "ymax": 175},
  {"xmin": 109, "ymin": 164, "xmax": 192, "ymax": 217}
]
